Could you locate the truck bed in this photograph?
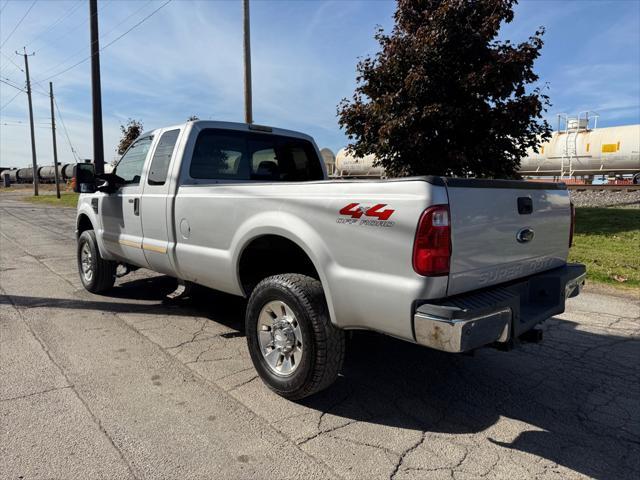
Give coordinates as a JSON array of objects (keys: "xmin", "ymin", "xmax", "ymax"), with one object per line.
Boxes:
[{"xmin": 171, "ymin": 176, "xmax": 570, "ymax": 340}]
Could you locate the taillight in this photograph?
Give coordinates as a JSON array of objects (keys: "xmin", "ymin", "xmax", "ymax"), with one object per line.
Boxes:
[
  {"xmin": 569, "ymin": 201, "xmax": 576, "ymax": 247},
  {"xmin": 413, "ymin": 205, "xmax": 451, "ymax": 276}
]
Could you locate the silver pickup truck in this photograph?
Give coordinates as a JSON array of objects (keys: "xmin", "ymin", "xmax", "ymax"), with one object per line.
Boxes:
[{"xmin": 74, "ymin": 120, "xmax": 586, "ymax": 399}]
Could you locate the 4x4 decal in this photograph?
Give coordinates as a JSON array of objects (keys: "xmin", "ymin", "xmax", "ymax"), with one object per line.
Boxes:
[
  {"xmin": 337, "ymin": 203, "xmax": 396, "ymax": 227},
  {"xmin": 339, "ymin": 203, "xmax": 395, "ymax": 220}
]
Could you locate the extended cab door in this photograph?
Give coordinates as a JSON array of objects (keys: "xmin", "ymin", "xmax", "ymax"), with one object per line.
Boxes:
[
  {"xmin": 139, "ymin": 128, "xmax": 182, "ymax": 275},
  {"xmin": 100, "ymin": 135, "xmax": 154, "ymax": 268}
]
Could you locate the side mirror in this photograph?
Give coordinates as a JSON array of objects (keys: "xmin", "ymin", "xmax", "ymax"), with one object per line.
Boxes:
[
  {"xmin": 95, "ymin": 173, "xmax": 125, "ymax": 194},
  {"xmin": 73, "ymin": 163, "xmax": 96, "ymax": 193}
]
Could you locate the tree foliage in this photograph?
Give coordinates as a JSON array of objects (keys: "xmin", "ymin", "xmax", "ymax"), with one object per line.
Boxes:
[
  {"xmin": 117, "ymin": 119, "xmax": 144, "ymax": 155},
  {"xmin": 187, "ymin": 115, "xmax": 199, "ymax": 121},
  {"xmin": 338, "ymin": 0, "xmax": 551, "ymax": 178}
]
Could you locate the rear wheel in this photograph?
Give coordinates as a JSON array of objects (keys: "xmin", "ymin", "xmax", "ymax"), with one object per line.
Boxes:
[
  {"xmin": 77, "ymin": 230, "xmax": 116, "ymax": 293},
  {"xmin": 245, "ymin": 274, "xmax": 345, "ymax": 400}
]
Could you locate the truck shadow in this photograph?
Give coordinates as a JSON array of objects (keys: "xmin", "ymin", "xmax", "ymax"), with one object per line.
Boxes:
[
  {"xmin": 304, "ymin": 323, "xmax": 639, "ymax": 479},
  {"xmin": 3, "ymin": 274, "xmax": 638, "ymax": 479}
]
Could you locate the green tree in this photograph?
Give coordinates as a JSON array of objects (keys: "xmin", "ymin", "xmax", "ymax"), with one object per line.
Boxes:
[
  {"xmin": 338, "ymin": 0, "xmax": 551, "ymax": 178},
  {"xmin": 117, "ymin": 119, "xmax": 144, "ymax": 155}
]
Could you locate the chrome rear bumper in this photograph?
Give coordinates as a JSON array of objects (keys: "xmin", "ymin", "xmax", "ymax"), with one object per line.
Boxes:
[
  {"xmin": 414, "ymin": 308, "xmax": 512, "ymax": 353},
  {"xmin": 413, "ymin": 263, "xmax": 586, "ymax": 353}
]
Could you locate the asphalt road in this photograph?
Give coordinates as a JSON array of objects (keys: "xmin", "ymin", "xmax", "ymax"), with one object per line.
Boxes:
[{"xmin": 1, "ymin": 193, "xmax": 638, "ymax": 480}]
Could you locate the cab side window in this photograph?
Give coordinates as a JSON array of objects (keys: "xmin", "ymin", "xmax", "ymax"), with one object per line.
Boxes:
[
  {"xmin": 190, "ymin": 131, "xmax": 247, "ymax": 180},
  {"xmin": 115, "ymin": 136, "xmax": 153, "ymax": 185},
  {"xmin": 148, "ymin": 129, "xmax": 179, "ymax": 185},
  {"xmin": 189, "ymin": 129, "xmax": 324, "ymax": 182}
]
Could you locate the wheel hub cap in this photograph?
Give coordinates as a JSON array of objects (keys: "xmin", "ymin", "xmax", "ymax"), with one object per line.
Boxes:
[
  {"xmin": 257, "ymin": 300, "xmax": 303, "ymax": 376},
  {"xmin": 81, "ymin": 243, "xmax": 93, "ymax": 282}
]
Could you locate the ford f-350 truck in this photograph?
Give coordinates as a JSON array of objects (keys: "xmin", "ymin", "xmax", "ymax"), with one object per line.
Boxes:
[{"xmin": 74, "ymin": 120, "xmax": 586, "ymax": 399}]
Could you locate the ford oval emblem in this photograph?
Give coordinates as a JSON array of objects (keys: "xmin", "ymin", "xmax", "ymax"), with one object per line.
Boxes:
[{"xmin": 517, "ymin": 227, "xmax": 535, "ymax": 243}]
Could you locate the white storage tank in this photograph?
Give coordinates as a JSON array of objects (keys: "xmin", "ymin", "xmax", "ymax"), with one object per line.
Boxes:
[
  {"xmin": 335, "ymin": 148, "xmax": 385, "ymax": 178},
  {"xmin": 320, "ymin": 148, "xmax": 336, "ymax": 176}
]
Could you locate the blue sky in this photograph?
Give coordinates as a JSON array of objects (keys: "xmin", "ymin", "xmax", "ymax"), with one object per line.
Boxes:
[{"xmin": 1, "ymin": 0, "xmax": 639, "ymax": 168}]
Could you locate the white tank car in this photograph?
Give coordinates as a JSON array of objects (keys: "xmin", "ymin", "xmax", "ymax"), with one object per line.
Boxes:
[
  {"xmin": 520, "ymin": 124, "xmax": 640, "ymax": 179},
  {"xmin": 334, "ymin": 148, "xmax": 385, "ymax": 178}
]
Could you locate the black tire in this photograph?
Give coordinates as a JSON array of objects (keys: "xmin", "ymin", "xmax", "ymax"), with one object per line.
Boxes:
[
  {"xmin": 77, "ymin": 230, "xmax": 116, "ymax": 293},
  {"xmin": 245, "ymin": 274, "xmax": 345, "ymax": 400}
]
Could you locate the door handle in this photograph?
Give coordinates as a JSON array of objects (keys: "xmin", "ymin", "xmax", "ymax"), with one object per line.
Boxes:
[{"xmin": 130, "ymin": 197, "xmax": 140, "ymax": 216}]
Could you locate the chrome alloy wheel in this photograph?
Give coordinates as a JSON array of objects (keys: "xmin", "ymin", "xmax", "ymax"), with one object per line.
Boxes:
[
  {"xmin": 257, "ymin": 300, "xmax": 303, "ymax": 376},
  {"xmin": 80, "ymin": 243, "xmax": 93, "ymax": 282}
]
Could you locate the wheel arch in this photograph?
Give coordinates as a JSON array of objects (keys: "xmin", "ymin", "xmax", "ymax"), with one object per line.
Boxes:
[
  {"xmin": 238, "ymin": 235, "xmax": 320, "ymax": 293},
  {"xmin": 76, "ymin": 213, "xmax": 94, "ymax": 237},
  {"xmin": 233, "ymin": 217, "xmax": 337, "ymax": 326},
  {"xmin": 75, "ymin": 201, "xmax": 115, "ymax": 261}
]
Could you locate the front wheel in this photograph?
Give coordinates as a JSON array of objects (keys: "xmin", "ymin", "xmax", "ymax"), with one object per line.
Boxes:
[
  {"xmin": 77, "ymin": 230, "xmax": 116, "ymax": 293},
  {"xmin": 245, "ymin": 274, "xmax": 345, "ymax": 400}
]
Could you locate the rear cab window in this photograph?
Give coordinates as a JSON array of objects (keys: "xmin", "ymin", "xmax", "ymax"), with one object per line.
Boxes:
[
  {"xmin": 189, "ymin": 129, "xmax": 323, "ymax": 182},
  {"xmin": 148, "ymin": 129, "xmax": 180, "ymax": 186}
]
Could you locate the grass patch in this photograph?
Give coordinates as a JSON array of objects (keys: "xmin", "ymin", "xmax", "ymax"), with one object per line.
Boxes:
[
  {"xmin": 568, "ymin": 207, "xmax": 639, "ymax": 291},
  {"xmin": 24, "ymin": 192, "xmax": 79, "ymax": 208}
]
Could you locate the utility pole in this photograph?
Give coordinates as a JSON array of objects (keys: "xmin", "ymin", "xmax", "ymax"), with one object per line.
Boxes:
[
  {"xmin": 17, "ymin": 48, "xmax": 38, "ymax": 196},
  {"xmin": 49, "ymin": 82, "xmax": 61, "ymax": 199},
  {"xmin": 243, "ymin": 0, "xmax": 253, "ymax": 124},
  {"xmin": 89, "ymin": 0, "xmax": 104, "ymax": 175}
]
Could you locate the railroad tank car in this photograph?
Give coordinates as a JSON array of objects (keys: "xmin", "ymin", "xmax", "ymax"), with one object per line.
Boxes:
[
  {"xmin": 37, "ymin": 164, "xmax": 66, "ymax": 183},
  {"xmin": 38, "ymin": 166, "xmax": 55, "ymax": 183},
  {"xmin": 16, "ymin": 167, "xmax": 34, "ymax": 183},
  {"xmin": 335, "ymin": 148, "xmax": 385, "ymax": 178},
  {"xmin": 5, "ymin": 169, "xmax": 18, "ymax": 183},
  {"xmin": 62, "ymin": 163, "xmax": 75, "ymax": 181},
  {"xmin": 520, "ymin": 124, "xmax": 640, "ymax": 179}
]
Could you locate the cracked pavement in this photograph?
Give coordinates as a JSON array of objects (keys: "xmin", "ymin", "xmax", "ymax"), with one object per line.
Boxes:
[{"xmin": 1, "ymin": 193, "xmax": 638, "ymax": 479}]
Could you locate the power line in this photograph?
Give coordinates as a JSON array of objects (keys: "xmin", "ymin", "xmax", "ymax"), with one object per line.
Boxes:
[
  {"xmin": 0, "ymin": 90, "xmax": 23, "ymax": 111},
  {"xmin": 1, "ymin": 50, "xmax": 24, "ymax": 72},
  {"xmin": 0, "ymin": 77, "xmax": 25, "ymax": 92},
  {"xmin": 37, "ymin": 0, "xmax": 173, "ymax": 83},
  {"xmin": 2, "ymin": 120, "xmax": 51, "ymax": 125},
  {"xmin": 25, "ymin": 0, "xmax": 84, "ymax": 50},
  {"xmin": 30, "ymin": 81, "xmax": 50, "ymax": 98},
  {"xmin": 53, "ymin": 96, "xmax": 81, "ymax": 161},
  {"xmin": 0, "ymin": 0, "xmax": 38, "ymax": 50},
  {"xmin": 36, "ymin": 0, "xmax": 154, "ymax": 79},
  {"xmin": 28, "ymin": 0, "xmax": 113, "ymax": 56}
]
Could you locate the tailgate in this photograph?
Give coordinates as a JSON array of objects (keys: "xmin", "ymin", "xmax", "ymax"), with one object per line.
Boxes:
[{"xmin": 445, "ymin": 179, "xmax": 571, "ymax": 296}]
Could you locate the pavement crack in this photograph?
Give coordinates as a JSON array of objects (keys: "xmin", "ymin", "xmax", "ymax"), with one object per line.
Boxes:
[
  {"xmin": 0, "ymin": 385, "xmax": 73, "ymax": 403},
  {"xmin": 227, "ymin": 375, "xmax": 259, "ymax": 391},
  {"xmin": 296, "ymin": 419, "xmax": 360, "ymax": 447},
  {"xmin": 165, "ymin": 321, "xmax": 209, "ymax": 352},
  {"xmin": 389, "ymin": 431, "xmax": 427, "ymax": 480}
]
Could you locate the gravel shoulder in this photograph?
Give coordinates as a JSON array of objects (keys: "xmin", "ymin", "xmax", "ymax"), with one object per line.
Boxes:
[{"xmin": 569, "ymin": 189, "xmax": 640, "ymax": 208}]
